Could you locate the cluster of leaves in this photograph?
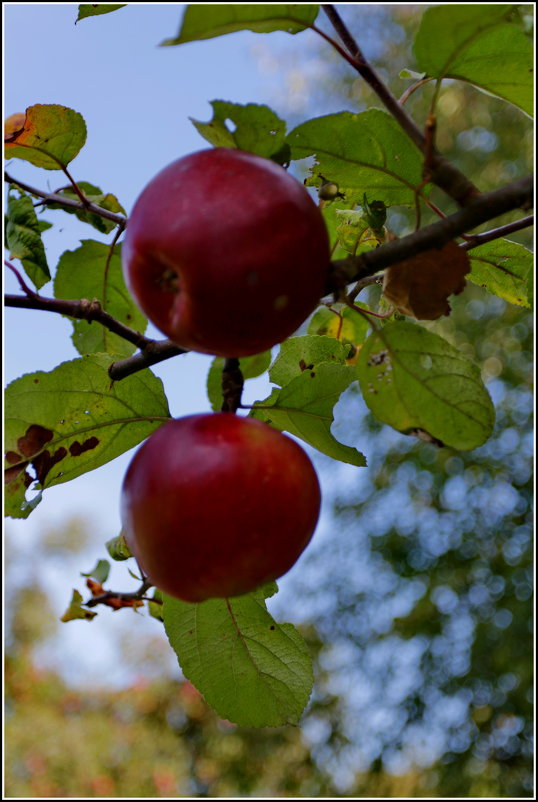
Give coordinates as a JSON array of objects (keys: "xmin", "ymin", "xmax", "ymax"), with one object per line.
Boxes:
[{"xmin": 4, "ymin": 3, "xmax": 533, "ymax": 730}]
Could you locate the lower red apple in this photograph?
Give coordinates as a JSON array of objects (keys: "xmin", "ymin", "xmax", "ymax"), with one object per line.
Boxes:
[
  {"xmin": 120, "ymin": 414, "xmax": 321, "ymax": 602},
  {"xmin": 122, "ymin": 147, "xmax": 330, "ymax": 357}
]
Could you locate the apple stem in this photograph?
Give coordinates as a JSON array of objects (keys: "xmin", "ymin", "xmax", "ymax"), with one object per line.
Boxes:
[{"xmin": 221, "ymin": 357, "xmax": 244, "ymax": 414}]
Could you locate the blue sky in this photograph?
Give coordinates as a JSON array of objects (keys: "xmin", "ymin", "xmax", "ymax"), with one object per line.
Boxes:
[{"xmin": 4, "ymin": 2, "xmax": 344, "ymax": 685}]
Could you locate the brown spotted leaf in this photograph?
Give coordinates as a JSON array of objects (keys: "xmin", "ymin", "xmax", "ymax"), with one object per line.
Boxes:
[
  {"xmin": 4, "ymin": 104, "xmax": 87, "ymax": 170},
  {"xmin": 382, "ymin": 241, "xmax": 470, "ymax": 320},
  {"xmin": 5, "ymin": 354, "xmax": 170, "ymax": 519}
]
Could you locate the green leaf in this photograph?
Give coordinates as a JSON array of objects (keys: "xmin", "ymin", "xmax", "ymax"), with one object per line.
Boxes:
[
  {"xmin": 4, "ymin": 354, "xmax": 170, "ymax": 518},
  {"xmin": 252, "ymin": 353, "xmax": 366, "ymax": 466},
  {"xmin": 4, "ymin": 104, "xmax": 87, "ymax": 170},
  {"xmin": 356, "ymin": 322, "xmax": 495, "ymax": 450},
  {"xmin": 163, "ymin": 583, "xmax": 313, "ymax": 727},
  {"xmin": 308, "ymin": 306, "xmax": 370, "ymax": 358},
  {"xmin": 53, "ymin": 240, "xmax": 147, "ymax": 357},
  {"xmin": 47, "ymin": 181, "xmax": 126, "ymax": 234},
  {"xmin": 105, "ymin": 532, "xmax": 132, "ymax": 561},
  {"xmin": 161, "ymin": 4, "xmax": 319, "ymax": 45},
  {"xmin": 207, "ymin": 351, "xmax": 272, "ymax": 411},
  {"xmin": 148, "ymin": 589, "xmax": 164, "ymax": 622},
  {"xmin": 81, "ymin": 559, "xmax": 110, "ymax": 584},
  {"xmin": 414, "ymin": 5, "xmax": 533, "ymax": 117},
  {"xmin": 5, "ymin": 190, "xmax": 51, "ymax": 289},
  {"xmin": 468, "ymin": 239, "xmax": 533, "ymax": 307},
  {"xmin": 76, "ymin": 4, "xmax": 126, "ymax": 22},
  {"xmin": 191, "ymin": 101, "xmax": 288, "ymax": 161},
  {"xmin": 60, "ymin": 589, "xmax": 97, "ymax": 622},
  {"xmin": 288, "ymin": 110, "xmax": 427, "ymax": 205},
  {"xmin": 269, "ymin": 334, "xmax": 349, "ymax": 386}
]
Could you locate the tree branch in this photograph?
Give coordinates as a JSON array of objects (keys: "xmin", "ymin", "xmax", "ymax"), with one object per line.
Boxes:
[
  {"xmin": 327, "ymin": 175, "xmax": 533, "ymax": 290},
  {"xmin": 319, "ymin": 4, "xmax": 480, "ymax": 206},
  {"xmin": 4, "ymin": 291, "xmax": 152, "ymax": 349},
  {"xmin": 108, "ymin": 340, "xmax": 188, "ymax": 381},
  {"xmin": 4, "ymin": 170, "xmax": 127, "ymax": 228}
]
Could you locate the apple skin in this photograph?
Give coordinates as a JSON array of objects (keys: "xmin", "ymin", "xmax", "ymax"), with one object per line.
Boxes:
[
  {"xmin": 122, "ymin": 148, "xmax": 330, "ymax": 357},
  {"xmin": 120, "ymin": 414, "xmax": 321, "ymax": 602}
]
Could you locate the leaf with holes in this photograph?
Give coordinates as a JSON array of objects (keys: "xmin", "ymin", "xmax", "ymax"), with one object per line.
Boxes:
[
  {"xmin": 288, "ymin": 110, "xmax": 427, "ymax": 206},
  {"xmin": 163, "ymin": 582, "xmax": 313, "ymax": 727},
  {"xmin": 161, "ymin": 4, "xmax": 319, "ymax": 45},
  {"xmin": 357, "ymin": 321, "xmax": 495, "ymax": 450},
  {"xmin": 54, "ymin": 240, "xmax": 147, "ymax": 357},
  {"xmin": 4, "ymin": 354, "xmax": 170, "ymax": 518},
  {"xmin": 468, "ymin": 239, "xmax": 533, "ymax": 307},
  {"xmin": 4, "ymin": 104, "xmax": 87, "ymax": 169},
  {"xmin": 191, "ymin": 101, "xmax": 289, "ymax": 163}
]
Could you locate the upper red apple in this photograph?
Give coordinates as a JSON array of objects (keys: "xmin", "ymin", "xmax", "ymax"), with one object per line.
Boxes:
[
  {"xmin": 120, "ymin": 413, "xmax": 321, "ymax": 603},
  {"xmin": 122, "ymin": 148, "xmax": 330, "ymax": 357}
]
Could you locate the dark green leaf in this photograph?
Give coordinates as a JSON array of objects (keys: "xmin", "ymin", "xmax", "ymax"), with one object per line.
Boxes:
[
  {"xmin": 5, "ymin": 190, "xmax": 51, "ymax": 289},
  {"xmin": 47, "ymin": 181, "xmax": 126, "ymax": 234},
  {"xmin": 76, "ymin": 4, "xmax": 126, "ymax": 22}
]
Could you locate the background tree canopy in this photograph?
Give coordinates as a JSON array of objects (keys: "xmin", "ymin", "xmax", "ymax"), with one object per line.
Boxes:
[{"xmin": 4, "ymin": 3, "xmax": 533, "ymax": 798}]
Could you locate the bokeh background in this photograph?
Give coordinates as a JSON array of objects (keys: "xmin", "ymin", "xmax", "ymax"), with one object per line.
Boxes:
[{"xmin": 4, "ymin": 4, "xmax": 534, "ymax": 798}]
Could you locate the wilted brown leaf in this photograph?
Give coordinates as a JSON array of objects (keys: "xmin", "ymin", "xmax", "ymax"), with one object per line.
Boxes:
[{"xmin": 382, "ymin": 241, "xmax": 470, "ymax": 320}]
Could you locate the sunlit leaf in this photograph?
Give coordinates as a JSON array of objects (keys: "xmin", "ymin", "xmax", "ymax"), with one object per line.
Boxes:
[
  {"xmin": 357, "ymin": 321, "xmax": 495, "ymax": 450},
  {"xmin": 414, "ymin": 5, "xmax": 533, "ymax": 116},
  {"xmin": 53, "ymin": 240, "xmax": 147, "ymax": 357},
  {"xmin": 468, "ymin": 239, "xmax": 533, "ymax": 307}
]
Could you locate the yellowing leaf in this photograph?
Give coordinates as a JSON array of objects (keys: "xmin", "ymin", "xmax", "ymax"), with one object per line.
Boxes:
[{"xmin": 4, "ymin": 104, "xmax": 87, "ymax": 170}]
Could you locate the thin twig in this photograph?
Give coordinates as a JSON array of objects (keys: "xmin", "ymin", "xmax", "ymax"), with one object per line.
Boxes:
[
  {"xmin": 462, "ymin": 215, "xmax": 534, "ymax": 250},
  {"xmin": 4, "ymin": 292, "xmax": 153, "ymax": 349},
  {"xmin": 108, "ymin": 340, "xmax": 188, "ymax": 381},
  {"xmin": 5, "ymin": 171, "xmax": 127, "ymax": 228},
  {"xmin": 398, "ymin": 77, "xmax": 435, "ymax": 106}
]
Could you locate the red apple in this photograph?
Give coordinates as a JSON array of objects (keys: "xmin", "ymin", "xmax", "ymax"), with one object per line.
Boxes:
[
  {"xmin": 122, "ymin": 148, "xmax": 330, "ymax": 357},
  {"xmin": 120, "ymin": 414, "xmax": 321, "ymax": 602}
]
